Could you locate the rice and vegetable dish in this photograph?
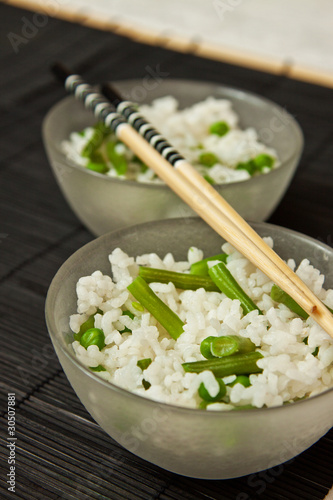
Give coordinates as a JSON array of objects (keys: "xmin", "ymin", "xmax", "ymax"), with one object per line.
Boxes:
[
  {"xmin": 62, "ymin": 96, "xmax": 279, "ymax": 185},
  {"xmin": 70, "ymin": 238, "xmax": 333, "ymax": 410}
]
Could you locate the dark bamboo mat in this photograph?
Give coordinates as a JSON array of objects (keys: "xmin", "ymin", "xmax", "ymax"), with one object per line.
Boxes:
[{"xmin": 1, "ymin": 3, "xmax": 332, "ymax": 499}]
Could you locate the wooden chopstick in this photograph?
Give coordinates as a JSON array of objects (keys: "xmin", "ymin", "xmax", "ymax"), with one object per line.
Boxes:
[
  {"xmin": 52, "ymin": 64, "xmax": 333, "ymax": 337},
  {"xmin": 101, "ymin": 83, "xmax": 331, "ymax": 326}
]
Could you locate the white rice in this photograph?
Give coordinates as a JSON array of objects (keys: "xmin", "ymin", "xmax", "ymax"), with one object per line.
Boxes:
[
  {"xmin": 62, "ymin": 96, "xmax": 279, "ymax": 185},
  {"xmin": 70, "ymin": 239, "xmax": 333, "ymax": 410}
]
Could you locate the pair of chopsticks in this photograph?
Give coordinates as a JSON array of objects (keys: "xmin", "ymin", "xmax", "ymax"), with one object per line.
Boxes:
[{"xmin": 52, "ymin": 63, "xmax": 333, "ymax": 337}]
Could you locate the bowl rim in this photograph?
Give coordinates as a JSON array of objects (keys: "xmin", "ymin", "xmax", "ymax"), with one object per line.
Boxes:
[
  {"xmin": 45, "ymin": 218, "xmax": 333, "ymax": 417},
  {"xmin": 42, "ymin": 78, "xmax": 304, "ymax": 190}
]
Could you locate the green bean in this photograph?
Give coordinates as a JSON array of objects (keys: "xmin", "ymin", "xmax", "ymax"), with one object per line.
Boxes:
[
  {"xmin": 209, "ymin": 121, "xmax": 230, "ymax": 137},
  {"xmin": 86, "ymin": 161, "xmax": 109, "ymax": 174},
  {"xmin": 138, "ymin": 266, "xmax": 219, "ymax": 292},
  {"xmin": 89, "ymin": 365, "xmax": 106, "ymax": 372},
  {"xmin": 80, "ymin": 328, "xmax": 105, "ymax": 350},
  {"xmin": 203, "ymin": 174, "xmax": 214, "ymax": 185},
  {"xmin": 270, "ymin": 284, "xmax": 309, "ymax": 319},
  {"xmin": 198, "ymin": 378, "xmax": 226, "ymax": 402},
  {"xmin": 199, "ymin": 152, "xmax": 219, "ymax": 167},
  {"xmin": 232, "ymin": 404, "xmax": 256, "ymax": 410},
  {"xmin": 127, "ymin": 276, "xmax": 184, "ymax": 340},
  {"xmin": 182, "ymin": 351, "xmax": 263, "ymax": 377},
  {"xmin": 106, "ymin": 142, "xmax": 128, "ymax": 175},
  {"xmin": 271, "ymin": 284, "xmax": 333, "ymax": 319},
  {"xmin": 228, "ymin": 375, "xmax": 251, "ymax": 387},
  {"xmin": 208, "ymin": 263, "xmax": 262, "ymax": 315},
  {"xmin": 210, "ymin": 336, "xmax": 256, "ymax": 357},
  {"xmin": 200, "ymin": 336, "xmax": 218, "ymax": 359},
  {"xmin": 190, "ymin": 253, "xmax": 228, "ymax": 276},
  {"xmin": 82, "ymin": 122, "xmax": 110, "ymax": 158},
  {"xmin": 137, "ymin": 358, "xmax": 152, "ymax": 370},
  {"xmin": 272, "ymin": 286, "xmax": 333, "ymax": 317}
]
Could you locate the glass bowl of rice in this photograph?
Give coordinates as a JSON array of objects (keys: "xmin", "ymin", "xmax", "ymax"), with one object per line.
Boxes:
[
  {"xmin": 45, "ymin": 218, "xmax": 333, "ymax": 479},
  {"xmin": 42, "ymin": 80, "xmax": 303, "ymax": 236}
]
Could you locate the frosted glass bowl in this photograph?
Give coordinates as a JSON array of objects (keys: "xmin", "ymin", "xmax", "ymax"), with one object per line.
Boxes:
[
  {"xmin": 42, "ymin": 80, "xmax": 303, "ymax": 236},
  {"xmin": 45, "ymin": 218, "xmax": 333, "ymax": 479}
]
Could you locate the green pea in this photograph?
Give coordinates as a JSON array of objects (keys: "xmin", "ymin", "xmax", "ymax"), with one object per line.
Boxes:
[
  {"xmin": 209, "ymin": 121, "xmax": 230, "ymax": 137},
  {"xmin": 199, "ymin": 152, "xmax": 219, "ymax": 167},
  {"xmin": 74, "ymin": 309, "xmax": 103, "ymax": 341},
  {"xmin": 200, "ymin": 336, "xmax": 217, "ymax": 359},
  {"xmin": 253, "ymin": 154, "xmax": 274, "ymax": 170},
  {"xmin": 80, "ymin": 328, "xmax": 105, "ymax": 350},
  {"xmin": 235, "ymin": 160, "xmax": 257, "ymax": 176},
  {"xmin": 198, "ymin": 378, "xmax": 226, "ymax": 402}
]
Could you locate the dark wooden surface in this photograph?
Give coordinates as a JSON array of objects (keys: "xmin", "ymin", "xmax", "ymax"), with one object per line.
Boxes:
[{"xmin": 0, "ymin": 3, "xmax": 332, "ymax": 499}]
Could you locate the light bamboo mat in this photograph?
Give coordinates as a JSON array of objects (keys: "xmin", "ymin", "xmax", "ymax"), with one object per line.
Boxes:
[{"xmin": 3, "ymin": 0, "xmax": 333, "ymax": 88}]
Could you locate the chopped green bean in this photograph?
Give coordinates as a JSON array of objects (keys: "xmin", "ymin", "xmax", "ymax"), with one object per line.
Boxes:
[
  {"xmin": 203, "ymin": 174, "xmax": 214, "ymax": 185},
  {"xmin": 198, "ymin": 378, "xmax": 226, "ymax": 402},
  {"xmin": 123, "ymin": 310, "xmax": 134, "ymax": 319},
  {"xmin": 190, "ymin": 253, "xmax": 228, "ymax": 276},
  {"xmin": 200, "ymin": 336, "xmax": 218, "ymax": 359},
  {"xmin": 271, "ymin": 284, "xmax": 333, "ymax": 319},
  {"xmin": 89, "ymin": 365, "xmax": 106, "ymax": 372},
  {"xmin": 82, "ymin": 122, "xmax": 110, "ymax": 158},
  {"xmin": 89, "ymin": 151, "xmax": 105, "ymax": 164},
  {"xmin": 232, "ymin": 404, "xmax": 256, "ymax": 411},
  {"xmin": 86, "ymin": 161, "xmax": 109, "ymax": 174},
  {"xmin": 228, "ymin": 375, "xmax": 251, "ymax": 387},
  {"xmin": 199, "ymin": 152, "xmax": 219, "ymax": 167},
  {"xmin": 209, "ymin": 121, "xmax": 230, "ymax": 137},
  {"xmin": 208, "ymin": 263, "xmax": 262, "ymax": 315},
  {"xmin": 138, "ymin": 266, "xmax": 219, "ymax": 292},
  {"xmin": 302, "ymin": 337, "xmax": 320, "ymax": 356},
  {"xmin": 270, "ymin": 284, "xmax": 309, "ymax": 319},
  {"xmin": 80, "ymin": 328, "xmax": 105, "ymax": 350},
  {"xmin": 106, "ymin": 142, "xmax": 128, "ymax": 175},
  {"xmin": 210, "ymin": 336, "xmax": 256, "ymax": 357},
  {"xmin": 142, "ymin": 380, "xmax": 151, "ymax": 390},
  {"xmin": 128, "ymin": 276, "xmax": 184, "ymax": 340},
  {"xmin": 137, "ymin": 358, "xmax": 152, "ymax": 370},
  {"xmin": 182, "ymin": 351, "xmax": 263, "ymax": 378}
]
